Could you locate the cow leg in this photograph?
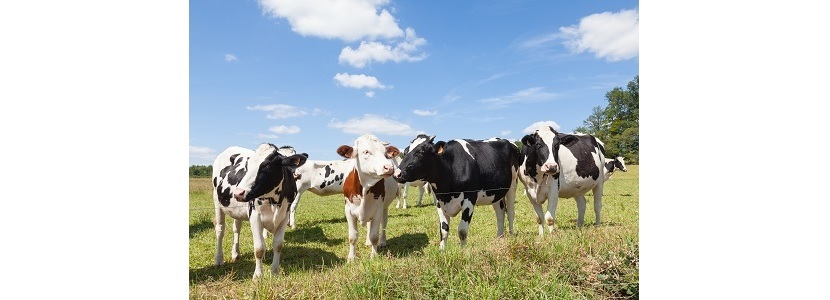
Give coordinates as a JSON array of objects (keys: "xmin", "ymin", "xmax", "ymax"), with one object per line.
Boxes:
[
  {"xmin": 492, "ymin": 201, "xmax": 506, "ymax": 238},
  {"xmin": 437, "ymin": 204, "xmax": 451, "ymax": 251},
  {"xmin": 230, "ymin": 219, "xmax": 242, "ymax": 263},
  {"xmin": 592, "ymin": 184, "xmax": 604, "ymax": 226},
  {"xmin": 213, "ymin": 208, "xmax": 226, "ymax": 265},
  {"xmin": 270, "ymin": 215, "xmax": 288, "ymax": 276},
  {"xmin": 249, "ymin": 214, "xmax": 266, "ymax": 279},
  {"xmin": 575, "ymin": 194, "xmax": 591, "ymax": 227},
  {"xmin": 530, "ymin": 200, "xmax": 546, "ymax": 236},
  {"xmin": 288, "ymin": 191, "xmax": 303, "ymax": 229},
  {"xmin": 415, "ymin": 184, "xmax": 425, "ymax": 206},
  {"xmin": 379, "ymin": 204, "xmax": 390, "ymax": 247},
  {"xmin": 345, "ymin": 206, "xmax": 359, "ymax": 262},
  {"xmin": 397, "ymin": 186, "xmax": 407, "ymax": 209},
  {"xmin": 458, "ymin": 200, "xmax": 475, "ymax": 247},
  {"xmin": 545, "ymin": 195, "xmax": 560, "ymax": 234},
  {"xmin": 368, "ymin": 208, "xmax": 383, "ymax": 258},
  {"xmin": 505, "ymin": 186, "xmax": 517, "ymax": 235}
]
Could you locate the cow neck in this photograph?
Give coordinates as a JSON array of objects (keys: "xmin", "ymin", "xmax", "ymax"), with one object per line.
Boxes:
[{"xmin": 342, "ymin": 167, "xmax": 386, "ymax": 204}]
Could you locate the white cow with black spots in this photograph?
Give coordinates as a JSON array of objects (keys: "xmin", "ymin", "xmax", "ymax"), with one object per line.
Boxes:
[
  {"xmin": 211, "ymin": 144, "xmax": 307, "ymax": 279},
  {"xmin": 518, "ymin": 127, "xmax": 607, "ymax": 235}
]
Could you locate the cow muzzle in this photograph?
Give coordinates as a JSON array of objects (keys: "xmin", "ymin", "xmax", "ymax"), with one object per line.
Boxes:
[
  {"xmin": 380, "ymin": 164, "xmax": 395, "ymax": 176},
  {"xmin": 392, "ymin": 169, "xmax": 407, "ymax": 183},
  {"xmin": 233, "ymin": 188, "xmax": 248, "ymax": 202},
  {"xmin": 541, "ymin": 163, "xmax": 559, "ymax": 175}
]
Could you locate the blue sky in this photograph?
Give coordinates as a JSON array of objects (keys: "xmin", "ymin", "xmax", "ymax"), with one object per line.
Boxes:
[{"xmin": 190, "ymin": 0, "xmax": 639, "ymax": 165}]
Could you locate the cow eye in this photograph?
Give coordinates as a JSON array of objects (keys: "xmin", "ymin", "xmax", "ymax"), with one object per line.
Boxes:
[{"xmin": 363, "ymin": 150, "xmax": 370, "ymax": 155}]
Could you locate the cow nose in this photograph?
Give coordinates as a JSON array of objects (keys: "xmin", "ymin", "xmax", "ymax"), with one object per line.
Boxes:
[
  {"xmin": 393, "ymin": 168, "xmax": 402, "ymax": 178},
  {"xmin": 542, "ymin": 163, "xmax": 558, "ymax": 174},
  {"xmin": 233, "ymin": 188, "xmax": 246, "ymax": 201},
  {"xmin": 383, "ymin": 164, "xmax": 394, "ymax": 175}
]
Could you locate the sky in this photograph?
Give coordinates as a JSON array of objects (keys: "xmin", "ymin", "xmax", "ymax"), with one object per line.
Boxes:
[{"xmin": 190, "ymin": 0, "xmax": 639, "ymax": 165}]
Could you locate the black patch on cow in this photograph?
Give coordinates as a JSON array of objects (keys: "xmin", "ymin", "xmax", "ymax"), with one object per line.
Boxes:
[
  {"xmin": 319, "ymin": 181, "xmax": 327, "ymax": 189},
  {"xmin": 218, "ymin": 186, "xmax": 232, "ymax": 207},
  {"xmin": 605, "ymin": 160, "xmax": 616, "ymax": 173},
  {"xmin": 219, "ymin": 160, "xmax": 247, "ymax": 187},
  {"xmin": 441, "ymin": 221, "xmax": 449, "ymax": 232},
  {"xmin": 212, "ymin": 177, "xmax": 217, "ymax": 187},
  {"xmin": 498, "ymin": 199, "xmax": 505, "ymax": 210},
  {"xmin": 460, "ymin": 207, "xmax": 473, "ymax": 223},
  {"xmin": 558, "ymin": 133, "xmax": 602, "ymax": 180},
  {"xmin": 229, "ymin": 153, "xmax": 240, "ymax": 164},
  {"xmin": 324, "ymin": 165, "xmax": 333, "ymax": 178}
]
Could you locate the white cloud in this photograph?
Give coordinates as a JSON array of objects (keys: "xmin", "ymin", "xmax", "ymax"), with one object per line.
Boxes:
[
  {"xmin": 333, "ymin": 73, "xmax": 388, "ymax": 89},
  {"xmin": 559, "ymin": 9, "xmax": 639, "ymax": 61},
  {"xmin": 257, "ymin": 0, "xmax": 404, "ymax": 42},
  {"xmin": 365, "ymin": 91, "xmax": 375, "ymax": 98},
  {"xmin": 269, "ymin": 125, "xmax": 301, "ymax": 134},
  {"xmin": 500, "ymin": 130, "xmax": 512, "ymax": 136},
  {"xmin": 479, "ymin": 87, "xmax": 558, "ymax": 109},
  {"xmin": 190, "ymin": 146, "xmax": 217, "ymax": 163},
  {"xmin": 338, "ymin": 28, "xmax": 427, "ymax": 68},
  {"xmin": 328, "ymin": 114, "xmax": 416, "ymax": 136},
  {"xmin": 522, "ymin": 121, "xmax": 562, "ymax": 134},
  {"xmin": 247, "ymin": 104, "xmax": 321, "ymax": 119},
  {"xmin": 413, "ymin": 109, "xmax": 437, "ymax": 116},
  {"xmin": 224, "ymin": 53, "xmax": 238, "ymax": 62}
]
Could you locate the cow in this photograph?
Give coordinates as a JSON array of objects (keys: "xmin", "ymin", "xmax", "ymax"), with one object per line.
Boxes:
[
  {"xmin": 337, "ymin": 134, "xmax": 401, "ymax": 261},
  {"xmin": 603, "ymin": 156, "xmax": 628, "ymax": 180},
  {"xmin": 286, "ymin": 158, "xmax": 355, "ymax": 229},
  {"xmin": 517, "ymin": 127, "xmax": 606, "ymax": 236},
  {"xmin": 211, "ymin": 143, "xmax": 308, "ymax": 279},
  {"xmin": 393, "ymin": 136, "xmax": 521, "ymax": 250}
]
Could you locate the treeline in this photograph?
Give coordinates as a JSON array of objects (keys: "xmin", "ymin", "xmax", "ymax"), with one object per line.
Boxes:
[
  {"xmin": 574, "ymin": 75, "xmax": 639, "ymax": 164},
  {"xmin": 190, "ymin": 165, "xmax": 213, "ymax": 178}
]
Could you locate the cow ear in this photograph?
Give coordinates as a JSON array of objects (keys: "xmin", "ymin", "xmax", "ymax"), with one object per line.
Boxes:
[
  {"xmin": 337, "ymin": 145, "xmax": 354, "ymax": 158},
  {"xmin": 560, "ymin": 134, "xmax": 579, "ymax": 147},
  {"xmin": 521, "ymin": 134, "xmax": 536, "ymax": 146},
  {"xmin": 385, "ymin": 146, "xmax": 400, "ymax": 159},
  {"xmin": 428, "ymin": 135, "xmax": 436, "ymax": 143},
  {"xmin": 282, "ymin": 154, "xmax": 308, "ymax": 168},
  {"xmin": 434, "ymin": 141, "xmax": 446, "ymax": 155}
]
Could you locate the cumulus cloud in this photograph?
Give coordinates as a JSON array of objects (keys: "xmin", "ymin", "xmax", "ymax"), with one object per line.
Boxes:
[
  {"xmin": 190, "ymin": 146, "xmax": 217, "ymax": 163},
  {"xmin": 559, "ymin": 9, "xmax": 639, "ymax": 61},
  {"xmin": 413, "ymin": 109, "xmax": 437, "ymax": 116},
  {"xmin": 333, "ymin": 73, "xmax": 388, "ymax": 89},
  {"xmin": 338, "ymin": 28, "xmax": 427, "ymax": 68},
  {"xmin": 365, "ymin": 91, "xmax": 375, "ymax": 98},
  {"xmin": 522, "ymin": 121, "xmax": 561, "ymax": 134},
  {"xmin": 246, "ymin": 104, "xmax": 322, "ymax": 119},
  {"xmin": 328, "ymin": 114, "xmax": 416, "ymax": 136},
  {"xmin": 269, "ymin": 125, "xmax": 301, "ymax": 134},
  {"xmin": 479, "ymin": 87, "xmax": 559, "ymax": 109},
  {"xmin": 257, "ymin": 0, "xmax": 404, "ymax": 42},
  {"xmin": 225, "ymin": 54, "xmax": 238, "ymax": 62}
]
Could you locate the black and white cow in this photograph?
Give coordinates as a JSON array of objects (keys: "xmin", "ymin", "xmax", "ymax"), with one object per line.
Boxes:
[
  {"xmin": 517, "ymin": 127, "xmax": 606, "ymax": 235},
  {"xmin": 286, "ymin": 158, "xmax": 354, "ymax": 229},
  {"xmin": 603, "ymin": 156, "xmax": 628, "ymax": 180},
  {"xmin": 211, "ymin": 143, "xmax": 308, "ymax": 279},
  {"xmin": 338, "ymin": 134, "xmax": 400, "ymax": 261},
  {"xmin": 395, "ymin": 134, "xmax": 436, "ymax": 209},
  {"xmin": 393, "ymin": 136, "xmax": 521, "ymax": 250}
]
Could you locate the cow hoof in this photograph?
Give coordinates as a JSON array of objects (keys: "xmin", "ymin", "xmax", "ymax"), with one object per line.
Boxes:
[{"xmin": 229, "ymin": 256, "xmax": 239, "ymax": 263}]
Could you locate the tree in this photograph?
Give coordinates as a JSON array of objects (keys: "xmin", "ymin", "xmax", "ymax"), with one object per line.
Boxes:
[
  {"xmin": 575, "ymin": 75, "xmax": 639, "ymax": 164},
  {"xmin": 189, "ymin": 165, "xmax": 213, "ymax": 177}
]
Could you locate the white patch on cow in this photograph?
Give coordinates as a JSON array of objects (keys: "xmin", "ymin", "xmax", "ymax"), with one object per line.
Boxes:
[
  {"xmin": 483, "ymin": 137, "xmax": 500, "ymax": 142},
  {"xmin": 534, "ymin": 128, "xmax": 558, "ymax": 168},
  {"xmin": 454, "ymin": 139, "xmax": 475, "ymax": 160}
]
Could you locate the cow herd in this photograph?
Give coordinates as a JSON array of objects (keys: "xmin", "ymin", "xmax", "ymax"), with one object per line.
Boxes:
[{"xmin": 208, "ymin": 126, "xmax": 627, "ymax": 279}]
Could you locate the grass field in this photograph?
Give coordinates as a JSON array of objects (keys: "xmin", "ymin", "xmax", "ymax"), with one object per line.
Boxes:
[{"xmin": 189, "ymin": 166, "xmax": 639, "ymax": 299}]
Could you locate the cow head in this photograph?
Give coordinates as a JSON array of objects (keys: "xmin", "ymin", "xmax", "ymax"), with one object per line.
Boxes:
[
  {"xmin": 337, "ymin": 134, "xmax": 399, "ymax": 188},
  {"xmin": 614, "ymin": 156, "xmax": 628, "ymax": 172},
  {"xmin": 394, "ymin": 135, "xmax": 442, "ymax": 183},
  {"xmin": 233, "ymin": 143, "xmax": 308, "ymax": 202},
  {"xmin": 521, "ymin": 126, "xmax": 578, "ymax": 178}
]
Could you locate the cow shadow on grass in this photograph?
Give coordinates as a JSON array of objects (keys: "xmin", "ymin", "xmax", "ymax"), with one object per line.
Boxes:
[
  {"xmin": 301, "ymin": 216, "xmax": 347, "ymax": 227},
  {"xmin": 555, "ymin": 220, "xmax": 626, "ymax": 230},
  {"xmin": 285, "ymin": 226, "xmax": 343, "ymax": 246},
  {"xmin": 189, "ymin": 219, "xmax": 213, "ymax": 239},
  {"xmin": 382, "ymin": 233, "xmax": 429, "ymax": 258},
  {"xmin": 190, "ymin": 246, "xmax": 344, "ymax": 282}
]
